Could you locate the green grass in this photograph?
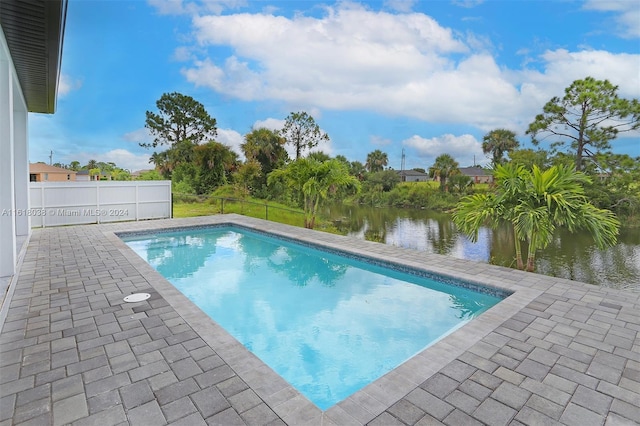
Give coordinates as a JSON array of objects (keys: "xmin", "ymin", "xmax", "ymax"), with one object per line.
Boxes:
[
  {"xmin": 173, "ymin": 197, "xmax": 307, "ymax": 228},
  {"xmin": 172, "ymin": 197, "xmax": 346, "ymax": 233},
  {"xmin": 397, "ymin": 181, "xmax": 440, "ymax": 189}
]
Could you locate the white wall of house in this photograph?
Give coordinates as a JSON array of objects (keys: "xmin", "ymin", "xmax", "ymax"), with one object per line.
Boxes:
[{"xmin": 0, "ymin": 29, "xmax": 30, "ymax": 278}]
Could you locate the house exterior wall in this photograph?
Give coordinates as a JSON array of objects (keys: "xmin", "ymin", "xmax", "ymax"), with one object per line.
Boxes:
[
  {"xmin": 459, "ymin": 168, "xmax": 494, "ymax": 184},
  {"xmin": 30, "ymin": 171, "xmax": 75, "ymax": 182},
  {"xmin": 0, "ymin": 29, "xmax": 30, "ymax": 278},
  {"xmin": 470, "ymin": 175, "xmax": 493, "ymax": 184},
  {"xmin": 397, "ymin": 171, "xmax": 429, "ymax": 182}
]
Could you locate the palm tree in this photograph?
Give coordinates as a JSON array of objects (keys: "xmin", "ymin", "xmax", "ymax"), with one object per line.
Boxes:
[
  {"xmin": 349, "ymin": 161, "xmax": 367, "ymax": 179},
  {"xmin": 448, "ymin": 174, "xmax": 473, "ymax": 194},
  {"xmin": 453, "ymin": 164, "xmax": 620, "ymax": 272},
  {"xmin": 482, "ymin": 129, "xmax": 519, "ymax": 167},
  {"xmin": 365, "ymin": 150, "xmax": 388, "ymax": 173},
  {"xmin": 86, "ymin": 159, "xmax": 98, "ymax": 170},
  {"xmin": 429, "ymin": 154, "xmax": 459, "ymax": 192},
  {"xmin": 241, "ymin": 128, "xmax": 288, "ymax": 189},
  {"xmin": 307, "ymin": 151, "xmax": 331, "ymax": 162},
  {"xmin": 149, "ymin": 151, "xmax": 170, "ymax": 178},
  {"xmin": 268, "ymin": 158, "xmax": 360, "ymax": 229}
]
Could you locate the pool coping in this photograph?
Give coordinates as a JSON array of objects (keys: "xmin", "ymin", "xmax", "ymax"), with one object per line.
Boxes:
[{"xmin": 104, "ymin": 214, "xmax": 545, "ymax": 425}]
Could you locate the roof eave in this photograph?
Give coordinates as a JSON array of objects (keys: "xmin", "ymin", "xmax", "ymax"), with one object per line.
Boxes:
[{"xmin": 0, "ymin": 0, "xmax": 68, "ymax": 113}]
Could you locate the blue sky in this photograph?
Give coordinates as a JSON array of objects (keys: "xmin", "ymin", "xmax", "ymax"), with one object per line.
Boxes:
[{"xmin": 29, "ymin": 0, "xmax": 639, "ymax": 172}]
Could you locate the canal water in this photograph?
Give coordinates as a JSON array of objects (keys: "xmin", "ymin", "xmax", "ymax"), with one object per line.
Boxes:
[{"xmin": 323, "ymin": 204, "xmax": 640, "ymax": 290}]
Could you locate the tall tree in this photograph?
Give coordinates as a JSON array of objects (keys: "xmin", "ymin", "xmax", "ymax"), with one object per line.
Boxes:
[
  {"xmin": 585, "ymin": 153, "xmax": 640, "ymax": 216},
  {"xmin": 268, "ymin": 158, "xmax": 360, "ymax": 229},
  {"xmin": 280, "ymin": 111, "xmax": 329, "ymax": 160},
  {"xmin": 141, "ymin": 92, "xmax": 217, "ymax": 149},
  {"xmin": 507, "ymin": 149, "xmax": 549, "ymax": 170},
  {"xmin": 482, "ymin": 129, "xmax": 519, "ymax": 167},
  {"xmin": 241, "ymin": 128, "xmax": 288, "ymax": 194},
  {"xmin": 448, "ymin": 174, "xmax": 473, "ymax": 194},
  {"xmin": 429, "ymin": 154, "xmax": 459, "ymax": 192},
  {"xmin": 193, "ymin": 141, "xmax": 238, "ymax": 194},
  {"xmin": 68, "ymin": 161, "xmax": 81, "ymax": 171},
  {"xmin": 233, "ymin": 160, "xmax": 262, "ymax": 196},
  {"xmin": 241, "ymin": 128, "xmax": 288, "ymax": 171},
  {"xmin": 365, "ymin": 150, "xmax": 389, "ymax": 173},
  {"xmin": 149, "ymin": 151, "xmax": 171, "ymax": 177},
  {"xmin": 334, "ymin": 155, "xmax": 350, "ymax": 166},
  {"xmin": 453, "ymin": 164, "xmax": 620, "ymax": 272},
  {"xmin": 527, "ymin": 77, "xmax": 640, "ymax": 171},
  {"xmin": 366, "ymin": 170, "xmax": 400, "ymax": 192},
  {"xmin": 349, "ymin": 161, "xmax": 367, "ymax": 179},
  {"xmin": 307, "ymin": 151, "xmax": 331, "ymax": 162},
  {"xmin": 141, "ymin": 92, "xmax": 217, "ymax": 180}
]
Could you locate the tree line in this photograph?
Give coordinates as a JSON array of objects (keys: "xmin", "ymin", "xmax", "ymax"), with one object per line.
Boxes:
[
  {"xmin": 139, "ymin": 78, "xmax": 638, "ymax": 271},
  {"xmin": 44, "ymin": 160, "xmax": 135, "ymax": 181}
]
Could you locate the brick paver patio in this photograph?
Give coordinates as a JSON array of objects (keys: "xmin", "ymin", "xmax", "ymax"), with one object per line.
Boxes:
[{"xmin": 0, "ymin": 215, "xmax": 638, "ymax": 425}]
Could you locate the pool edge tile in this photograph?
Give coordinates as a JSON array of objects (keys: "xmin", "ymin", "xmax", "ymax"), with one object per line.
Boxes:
[{"xmin": 103, "ymin": 214, "xmax": 545, "ymax": 421}]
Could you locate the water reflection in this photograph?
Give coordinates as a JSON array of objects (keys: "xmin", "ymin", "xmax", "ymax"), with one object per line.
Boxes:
[
  {"xmin": 124, "ymin": 232, "xmax": 219, "ymax": 279},
  {"xmin": 324, "ymin": 204, "xmax": 640, "ymax": 289},
  {"xmin": 122, "ymin": 227, "xmax": 502, "ymax": 410}
]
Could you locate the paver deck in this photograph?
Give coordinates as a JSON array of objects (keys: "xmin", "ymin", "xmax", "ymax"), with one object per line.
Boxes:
[{"xmin": 0, "ymin": 214, "xmax": 638, "ymax": 425}]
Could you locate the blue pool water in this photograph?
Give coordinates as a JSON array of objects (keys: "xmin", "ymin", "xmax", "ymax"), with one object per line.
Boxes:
[{"xmin": 122, "ymin": 226, "xmax": 504, "ymax": 410}]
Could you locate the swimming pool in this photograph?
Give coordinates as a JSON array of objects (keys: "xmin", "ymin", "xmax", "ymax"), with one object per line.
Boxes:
[{"xmin": 121, "ymin": 225, "xmax": 506, "ymax": 410}]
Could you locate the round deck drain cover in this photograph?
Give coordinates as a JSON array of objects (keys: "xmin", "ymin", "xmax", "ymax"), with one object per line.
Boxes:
[{"xmin": 124, "ymin": 293, "xmax": 151, "ymax": 303}]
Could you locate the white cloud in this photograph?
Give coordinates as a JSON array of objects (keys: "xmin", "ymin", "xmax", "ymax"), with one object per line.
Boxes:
[
  {"xmin": 74, "ymin": 149, "xmax": 154, "ymax": 172},
  {"xmin": 403, "ymin": 134, "xmax": 487, "ymax": 167},
  {"xmin": 123, "ymin": 127, "xmax": 153, "ymax": 146},
  {"xmin": 215, "ymin": 128, "xmax": 245, "ymax": 158},
  {"xmin": 181, "ymin": 4, "xmax": 639, "ymax": 137},
  {"xmin": 370, "ymin": 135, "xmax": 392, "ymax": 146},
  {"xmin": 513, "ymin": 50, "xmax": 640, "ymax": 127},
  {"xmin": 306, "ymin": 137, "xmax": 334, "ymax": 158},
  {"xmin": 526, "ymin": 49, "xmax": 640, "ymax": 100},
  {"xmin": 252, "ymin": 118, "xmax": 285, "ymax": 131},
  {"xmin": 583, "ymin": 0, "xmax": 640, "ymax": 38},
  {"xmin": 172, "ymin": 46, "xmax": 195, "ymax": 62},
  {"xmin": 58, "ymin": 74, "xmax": 82, "ymax": 97},
  {"xmin": 186, "ymin": 5, "xmax": 469, "ymax": 114}
]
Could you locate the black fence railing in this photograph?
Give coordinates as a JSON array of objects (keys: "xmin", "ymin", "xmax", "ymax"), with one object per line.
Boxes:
[{"xmin": 172, "ymin": 194, "xmax": 306, "ymax": 225}]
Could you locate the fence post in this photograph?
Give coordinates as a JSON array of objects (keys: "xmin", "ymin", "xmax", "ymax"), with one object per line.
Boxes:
[
  {"xmin": 135, "ymin": 184, "xmax": 140, "ymax": 221},
  {"xmin": 96, "ymin": 180, "xmax": 100, "ymax": 224},
  {"xmin": 41, "ymin": 184, "xmax": 46, "ymax": 228}
]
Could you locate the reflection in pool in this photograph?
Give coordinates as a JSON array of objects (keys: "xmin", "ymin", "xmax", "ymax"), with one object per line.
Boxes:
[{"xmin": 122, "ymin": 226, "xmax": 505, "ymax": 410}]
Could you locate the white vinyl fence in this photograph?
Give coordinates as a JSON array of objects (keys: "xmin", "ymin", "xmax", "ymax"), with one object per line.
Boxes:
[{"xmin": 29, "ymin": 181, "xmax": 172, "ymax": 227}]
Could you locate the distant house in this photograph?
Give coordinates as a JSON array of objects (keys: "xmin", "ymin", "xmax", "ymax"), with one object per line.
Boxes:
[
  {"xmin": 76, "ymin": 170, "xmax": 112, "ymax": 181},
  {"xmin": 397, "ymin": 169, "xmax": 430, "ymax": 182},
  {"xmin": 76, "ymin": 170, "xmax": 90, "ymax": 181},
  {"xmin": 29, "ymin": 163, "xmax": 76, "ymax": 182},
  {"xmin": 459, "ymin": 167, "xmax": 493, "ymax": 184},
  {"xmin": 131, "ymin": 169, "xmax": 154, "ymax": 179}
]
